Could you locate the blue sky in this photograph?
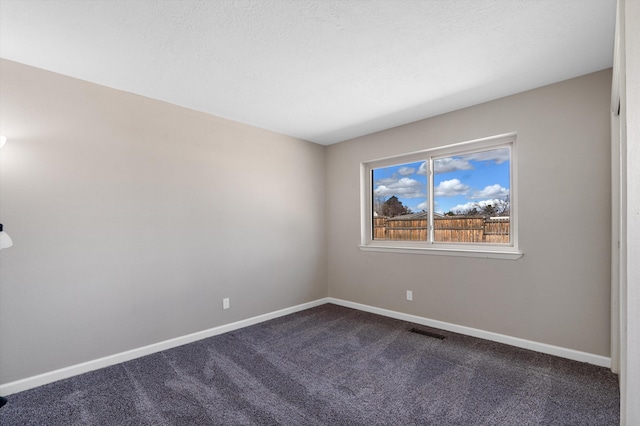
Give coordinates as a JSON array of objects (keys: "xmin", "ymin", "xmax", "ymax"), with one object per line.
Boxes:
[{"xmin": 373, "ymin": 147, "xmax": 510, "ymax": 215}]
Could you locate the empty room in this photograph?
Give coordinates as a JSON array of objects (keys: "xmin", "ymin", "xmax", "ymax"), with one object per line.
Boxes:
[{"xmin": 0, "ymin": 0, "xmax": 638, "ymax": 425}]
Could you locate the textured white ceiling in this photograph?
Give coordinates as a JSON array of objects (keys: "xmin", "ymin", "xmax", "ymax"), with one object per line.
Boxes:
[{"xmin": 0, "ymin": 0, "xmax": 616, "ymax": 145}]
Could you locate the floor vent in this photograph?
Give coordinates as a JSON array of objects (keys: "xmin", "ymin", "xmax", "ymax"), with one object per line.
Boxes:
[{"xmin": 408, "ymin": 328, "xmax": 446, "ymax": 340}]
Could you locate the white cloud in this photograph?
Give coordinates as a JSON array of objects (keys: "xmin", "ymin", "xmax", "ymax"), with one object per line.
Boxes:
[
  {"xmin": 465, "ymin": 148, "xmax": 510, "ymax": 164},
  {"xmin": 450, "ymin": 201, "xmax": 479, "ymax": 213},
  {"xmin": 432, "ymin": 148, "xmax": 510, "ymax": 174},
  {"xmin": 450, "ymin": 198, "xmax": 509, "ymax": 214},
  {"xmin": 434, "ymin": 157, "xmax": 473, "ymax": 173},
  {"xmin": 416, "ymin": 201, "xmax": 428, "ymax": 211},
  {"xmin": 397, "ymin": 177, "xmax": 419, "ymax": 186},
  {"xmin": 434, "ymin": 179, "xmax": 470, "ymax": 197},
  {"xmin": 417, "ymin": 162, "xmax": 428, "ymax": 175},
  {"xmin": 398, "ymin": 166, "xmax": 416, "ymax": 175},
  {"xmin": 470, "ymin": 184, "xmax": 509, "ymax": 199},
  {"xmin": 374, "ymin": 177, "xmax": 425, "ymax": 198},
  {"xmin": 375, "ymin": 177, "xmax": 399, "ymax": 186}
]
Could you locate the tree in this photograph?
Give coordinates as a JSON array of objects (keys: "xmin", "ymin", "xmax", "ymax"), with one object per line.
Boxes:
[
  {"xmin": 380, "ymin": 196, "xmax": 411, "ymax": 217},
  {"xmin": 373, "ymin": 194, "xmax": 388, "ymax": 217},
  {"xmin": 457, "ymin": 206, "xmax": 481, "ymax": 216},
  {"xmin": 481, "ymin": 204, "xmax": 498, "ymax": 217},
  {"xmin": 496, "ymin": 195, "xmax": 510, "ymax": 216},
  {"xmin": 453, "ymin": 196, "xmax": 509, "ymax": 217}
]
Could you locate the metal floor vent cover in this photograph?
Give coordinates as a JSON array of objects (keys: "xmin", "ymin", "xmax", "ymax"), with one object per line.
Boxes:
[{"xmin": 408, "ymin": 328, "xmax": 446, "ymax": 340}]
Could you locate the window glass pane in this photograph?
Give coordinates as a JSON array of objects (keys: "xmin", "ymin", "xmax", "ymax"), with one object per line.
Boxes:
[
  {"xmin": 433, "ymin": 147, "xmax": 510, "ymax": 244},
  {"xmin": 372, "ymin": 161, "xmax": 428, "ymax": 241}
]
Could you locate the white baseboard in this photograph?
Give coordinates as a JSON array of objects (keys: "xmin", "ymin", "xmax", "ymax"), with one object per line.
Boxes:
[
  {"xmin": 1, "ymin": 296, "xmax": 611, "ymax": 396},
  {"xmin": 327, "ymin": 297, "xmax": 611, "ymax": 368},
  {"xmin": 0, "ymin": 298, "xmax": 330, "ymax": 396}
]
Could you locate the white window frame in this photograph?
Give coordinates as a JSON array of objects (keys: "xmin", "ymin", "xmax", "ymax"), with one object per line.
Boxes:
[{"xmin": 359, "ymin": 133, "xmax": 523, "ymax": 259}]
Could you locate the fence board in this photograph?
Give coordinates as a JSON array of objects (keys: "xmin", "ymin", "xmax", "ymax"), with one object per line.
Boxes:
[{"xmin": 373, "ymin": 215, "xmax": 509, "ymax": 243}]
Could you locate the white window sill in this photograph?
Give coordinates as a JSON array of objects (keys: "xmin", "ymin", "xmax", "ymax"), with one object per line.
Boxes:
[{"xmin": 358, "ymin": 244, "xmax": 524, "ymax": 260}]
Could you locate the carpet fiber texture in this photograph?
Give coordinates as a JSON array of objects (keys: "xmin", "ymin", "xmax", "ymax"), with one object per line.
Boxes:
[{"xmin": 0, "ymin": 304, "xmax": 620, "ymax": 425}]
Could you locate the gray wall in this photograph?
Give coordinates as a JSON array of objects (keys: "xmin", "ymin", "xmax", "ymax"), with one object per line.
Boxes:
[
  {"xmin": 0, "ymin": 59, "xmax": 614, "ymax": 386},
  {"xmin": 326, "ymin": 69, "xmax": 613, "ymax": 357},
  {"xmin": 0, "ymin": 59, "xmax": 327, "ymax": 384}
]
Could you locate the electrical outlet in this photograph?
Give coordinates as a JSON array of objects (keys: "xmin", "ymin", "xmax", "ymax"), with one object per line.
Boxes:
[
  {"xmin": 406, "ymin": 290, "xmax": 413, "ymax": 301},
  {"xmin": 223, "ymin": 298, "xmax": 230, "ymax": 310}
]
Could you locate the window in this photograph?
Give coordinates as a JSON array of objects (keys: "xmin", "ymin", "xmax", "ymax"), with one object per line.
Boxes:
[{"xmin": 361, "ymin": 133, "xmax": 522, "ymax": 259}]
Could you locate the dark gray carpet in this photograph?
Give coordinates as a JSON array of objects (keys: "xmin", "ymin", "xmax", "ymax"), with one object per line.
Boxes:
[{"xmin": 0, "ymin": 304, "xmax": 619, "ymax": 425}]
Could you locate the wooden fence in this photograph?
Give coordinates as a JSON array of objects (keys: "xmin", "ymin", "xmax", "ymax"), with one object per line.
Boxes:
[{"xmin": 373, "ymin": 216, "xmax": 509, "ymax": 243}]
